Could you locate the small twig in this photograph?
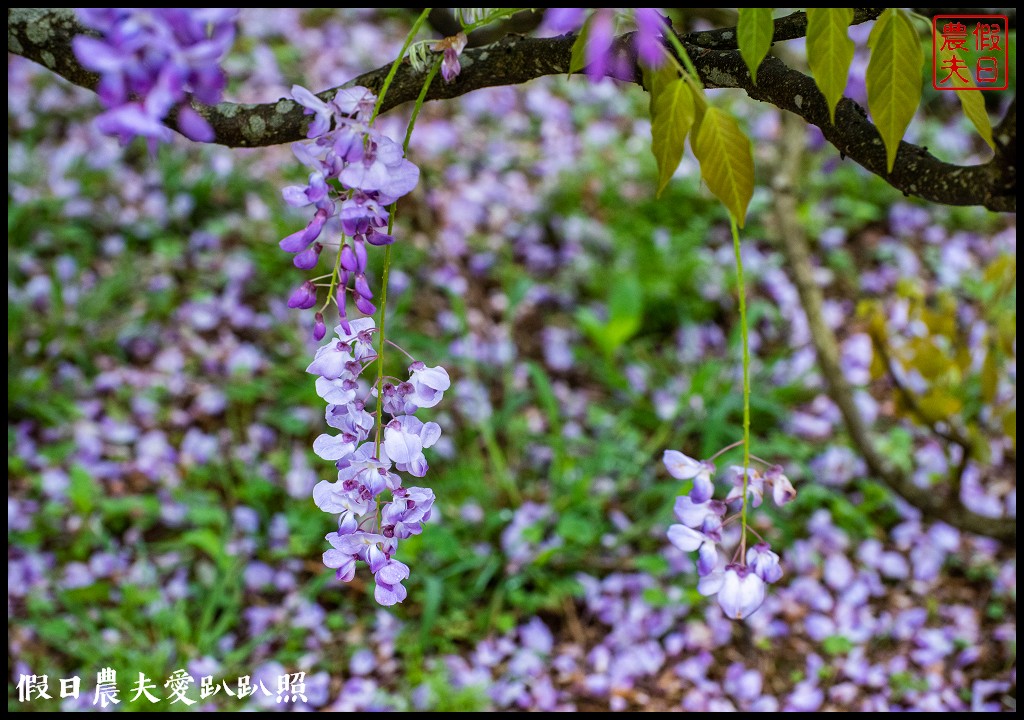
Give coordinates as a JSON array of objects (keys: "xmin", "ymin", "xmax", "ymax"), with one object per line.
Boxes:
[
  {"xmin": 949, "ymin": 443, "xmax": 971, "ymax": 503},
  {"xmin": 562, "ymin": 595, "xmax": 587, "ymax": 646}
]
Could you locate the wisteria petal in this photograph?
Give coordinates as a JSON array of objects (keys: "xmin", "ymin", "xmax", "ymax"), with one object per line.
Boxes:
[
  {"xmin": 312, "ymin": 433, "xmax": 356, "ymax": 461},
  {"xmin": 312, "ymin": 480, "xmax": 346, "ymax": 513},
  {"xmin": 176, "ymin": 105, "xmax": 214, "ymax": 142},
  {"xmin": 374, "ymin": 581, "xmax": 407, "ymax": 606},
  {"xmin": 376, "ymin": 559, "xmax": 411, "ymax": 585},
  {"xmin": 383, "ymin": 425, "xmax": 423, "ymax": 464},
  {"xmin": 717, "ymin": 567, "xmax": 766, "ymax": 619},
  {"xmin": 667, "ymin": 524, "xmax": 704, "ymax": 552},
  {"xmin": 697, "ymin": 541, "xmax": 719, "ymax": 577},
  {"xmin": 697, "ymin": 570, "xmax": 725, "ymax": 597},
  {"xmin": 663, "ymin": 449, "xmax": 700, "ymax": 480},
  {"xmin": 690, "ymin": 472, "xmax": 716, "ymax": 504}
]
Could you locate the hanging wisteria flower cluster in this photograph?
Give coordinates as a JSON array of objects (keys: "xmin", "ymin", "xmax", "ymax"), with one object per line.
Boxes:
[
  {"xmin": 281, "ymin": 84, "xmax": 419, "ymax": 337},
  {"xmin": 280, "ymin": 79, "xmax": 450, "ymax": 605},
  {"xmin": 306, "ymin": 318, "xmax": 450, "ymax": 605},
  {"xmin": 665, "ymin": 449, "xmax": 796, "ymax": 619},
  {"xmin": 72, "ymin": 8, "xmax": 237, "ymax": 143}
]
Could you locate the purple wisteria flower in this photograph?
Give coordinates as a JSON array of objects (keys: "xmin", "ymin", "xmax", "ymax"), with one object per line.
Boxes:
[
  {"xmin": 306, "ymin": 318, "xmax": 449, "ymax": 606},
  {"xmin": 663, "ymin": 450, "xmax": 715, "ymax": 503},
  {"xmin": 634, "ymin": 8, "xmax": 668, "ymax": 67},
  {"xmin": 543, "ymin": 8, "xmax": 586, "ymax": 34},
  {"xmin": 433, "ymin": 32, "xmax": 468, "ymax": 83},
  {"xmin": 765, "ymin": 465, "xmax": 796, "ymax": 505},
  {"xmin": 73, "ymin": 9, "xmax": 237, "ymax": 144},
  {"xmin": 725, "ymin": 465, "xmax": 765, "ymax": 508},
  {"xmin": 584, "ymin": 9, "xmax": 616, "ymax": 81},
  {"xmin": 668, "ymin": 522, "xmax": 720, "ymax": 576},
  {"xmin": 663, "ymin": 447, "xmax": 795, "ymax": 620},
  {"xmin": 747, "ymin": 543, "xmax": 783, "ymax": 583},
  {"xmin": 699, "ymin": 564, "xmax": 766, "ymax": 619},
  {"xmin": 281, "ymin": 84, "xmax": 420, "ymax": 335},
  {"xmin": 566, "ymin": 8, "xmax": 667, "ymax": 80},
  {"xmin": 384, "ymin": 416, "xmax": 442, "ymax": 478},
  {"xmin": 287, "ymin": 280, "xmax": 318, "ymax": 310},
  {"xmin": 407, "ymin": 362, "xmax": 452, "ymax": 409}
]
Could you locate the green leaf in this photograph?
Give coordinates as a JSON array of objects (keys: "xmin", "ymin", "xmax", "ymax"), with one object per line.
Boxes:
[
  {"xmin": 692, "ymin": 106, "xmax": 755, "ymax": 227},
  {"xmin": 866, "ymin": 9, "xmax": 923, "ymax": 172},
  {"xmin": 690, "ymin": 83, "xmax": 710, "ymax": 137},
  {"xmin": 60, "ymin": 582, "xmax": 112, "ymax": 605},
  {"xmin": 607, "ymin": 273, "xmax": 643, "ymax": 342},
  {"xmin": 569, "ymin": 15, "xmax": 593, "ymax": 76},
  {"xmin": 179, "ymin": 528, "xmax": 230, "ymax": 569},
  {"xmin": 419, "ymin": 575, "xmax": 444, "ymax": 646},
  {"xmin": 609, "ymin": 273, "xmax": 643, "ymax": 318},
  {"xmin": 576, "ymin": 272, "xmax": 643, "ymax": 355},
  {"xmin": 643, "ymin": 63, "xmax": 679, "ymax": 116},
  {"xmin": 641, "ymin": 587, "xmax": 672, "ymax": 607},
  {"xmin": 917, "ymin": 389, "xmax": 962, "ymax": 422},
  {"xmin": 576, "ymin": 307, "xmax": 612, "ymax": 355},
  {"xmin": 941, "ymin": 50, "xmax": 995, "ymax": 149},
  {"xmin": 650, "ymin": 78, "xmax": 695, "ymax": 197},
  {"xmin": 823, "ymin": 635, "xmax": 855, "ymax": 655},
  {"xmin": 556, "ymin": 513, "xmax": 597, "ymax": 544},
  {"xmin": 806, "ymin": 8, "xmax": 855, "ymax": 124},
  {"xmin": 737, "ymin": 8, "xmax": 774, "ymax": 84},
  {"xmin": 633, "ymin": 554, "xmax": 670, "ymax": 575},
  {"xmin": 68, "ymin": 465, "xmax": 97, "ymax": 515}
]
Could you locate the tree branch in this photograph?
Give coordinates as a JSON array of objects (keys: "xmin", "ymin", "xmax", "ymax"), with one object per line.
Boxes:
[
  {"xmin": 7, "ymin": 7, "xmax": 1016, "ymax": 211},
  {"xmin": 683, "ymin": 7, "xmax": 885, "ymax": 49},
  {"xmin": 770, "ymin": 111, "xmax": 1015, "ymax": 543}
]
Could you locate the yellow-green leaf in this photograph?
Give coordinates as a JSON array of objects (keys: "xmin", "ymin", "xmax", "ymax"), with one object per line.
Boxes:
[
  {"xmin": 650, "ymin": 78, "xmax": 695, "ymax": 197},
  {"xmin": 692, "ymin": 106, "xmax": 755, "ymax": 226},
  {"xmin": 737, "ymin": 8, "xmax": 774, "ymax": 84},
  {"xmin": 690, "ymin": 81, "xmax": 710, "ymax": 134},
  {"xmin": 569, "ymin": 15, "xmax": 593, "ymax": 76},
  {"xmin": 806, "ymin": 8, "xmax": 855, "ymax": 124},
  {"xmin": 917, "ymin": 389, "xmax": 962, "ymax": 423},
  {"xmin": 866, "ymin": 8, "xmax": 923, "ymax": 173},
  {"xmin": 644, "ymin": 63, "xmax": 679, "ymax": 117},
  {"xmin": 941, "ymin": 50, "xmax": 995, "ymax": 149}
]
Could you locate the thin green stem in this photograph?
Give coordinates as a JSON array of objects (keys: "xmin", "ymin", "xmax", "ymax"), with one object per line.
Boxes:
[
  {"xmin": 385, "ymin": 338, "xmax": 417, "ymax": 362},
  {"xmin": 374, "ymin": 243, "xmax": 394, "ymax": 455},
  {"xmin": 458, "ymin": 8, "xmax": 527, "ymax": 33},
  {"xmin": 664, "ymin": 29, "xmax": 704, "ymax": 90},
  {"xmin": 748, "ymin": 454, "xmax": 773, "ymax": 468},
  {"xmin": 373, "ymin": 56, "xmax": 442, "ymax": 456},
  {"xmin": 730, "ymin": 216, "xmax": 751, "ymax": 560},
  {"xmin": 371, "ymin": 8, "xmax": 433, "ymax": 123},
  {"xmin": 655, "ymin": 44, "xmax": 689, "ymax": 78},
  {"xmin": 319, "ymin": 236, "xmax": 346, "ymax": 315},
  {"xmin": 707, "ymin": 439, "xmax": 744, "ymax": 462},
  {"xmin": 746, "ymin": 524, "xmax": 766, "ymax": 545},
  {"xmin": 403, "ymin": 59, "xmax": 441, "ymax": 148}
]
